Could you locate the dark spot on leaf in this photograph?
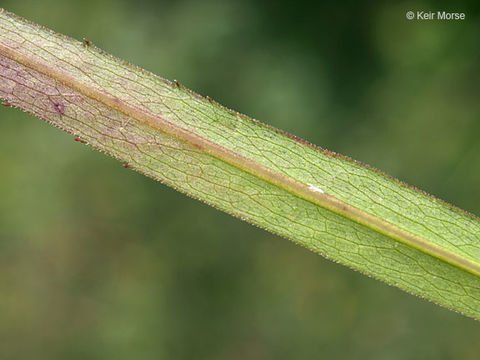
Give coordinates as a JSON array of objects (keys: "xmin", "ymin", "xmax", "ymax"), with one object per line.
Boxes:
[
  {"xmin": 52, "ymin": 101, "xmax": 65, "ymax": 115},
  {"xmin": 192, "ymin": 143, "xmax": 203, "ymax": 150}
]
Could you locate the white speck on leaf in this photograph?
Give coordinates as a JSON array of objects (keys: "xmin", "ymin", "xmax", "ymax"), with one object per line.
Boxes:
[{"xmin": 307, "ymin": 183, "xmax": 325, "ymax": 194}]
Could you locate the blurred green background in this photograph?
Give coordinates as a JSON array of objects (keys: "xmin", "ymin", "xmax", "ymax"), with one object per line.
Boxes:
[{"xmin": 1, "ymin": 0, "xmax": 480, "ymax": 359}]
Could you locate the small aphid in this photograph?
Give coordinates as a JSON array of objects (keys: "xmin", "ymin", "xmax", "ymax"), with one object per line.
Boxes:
[
  {"xmin": 82, "ymin": 37, "xmax": 91, "ymax": 47},
  {"xmin": 123, "ymin": 163, "xmax": 131, "ymax": 169},
  {"xmin": 74, "ymin": 137, "xmax": 86, "ymax": 144},
  {"xmin": 1, "ymin": 102, "xmax": 11, "ymax": 107}
]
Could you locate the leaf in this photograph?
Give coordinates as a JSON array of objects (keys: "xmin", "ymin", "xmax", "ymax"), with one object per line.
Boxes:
[{"xmin": 1, "ymin": 8, "xmax": 479, "ymax": 319}]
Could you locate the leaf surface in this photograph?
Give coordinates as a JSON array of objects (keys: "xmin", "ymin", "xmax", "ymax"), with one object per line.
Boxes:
[{"xmin": 1, "ymin": 9, "xmax": 479, "ymax": 319}]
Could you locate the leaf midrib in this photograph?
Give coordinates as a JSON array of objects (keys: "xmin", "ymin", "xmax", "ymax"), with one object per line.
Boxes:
[{"xmin": 1, "ymin": 38, "xmax": 479, "ymax": 278}]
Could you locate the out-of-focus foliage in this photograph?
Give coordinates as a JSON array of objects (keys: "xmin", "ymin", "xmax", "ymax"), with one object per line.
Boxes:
[{"xmin": 0, "ymin": 0, "xmax": 479, "ymax": 359}]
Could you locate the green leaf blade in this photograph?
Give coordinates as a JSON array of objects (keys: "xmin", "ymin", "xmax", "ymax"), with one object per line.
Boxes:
[{"xmin": 1, "ymin": 9, "xmax": 479, "ymax": 318}]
